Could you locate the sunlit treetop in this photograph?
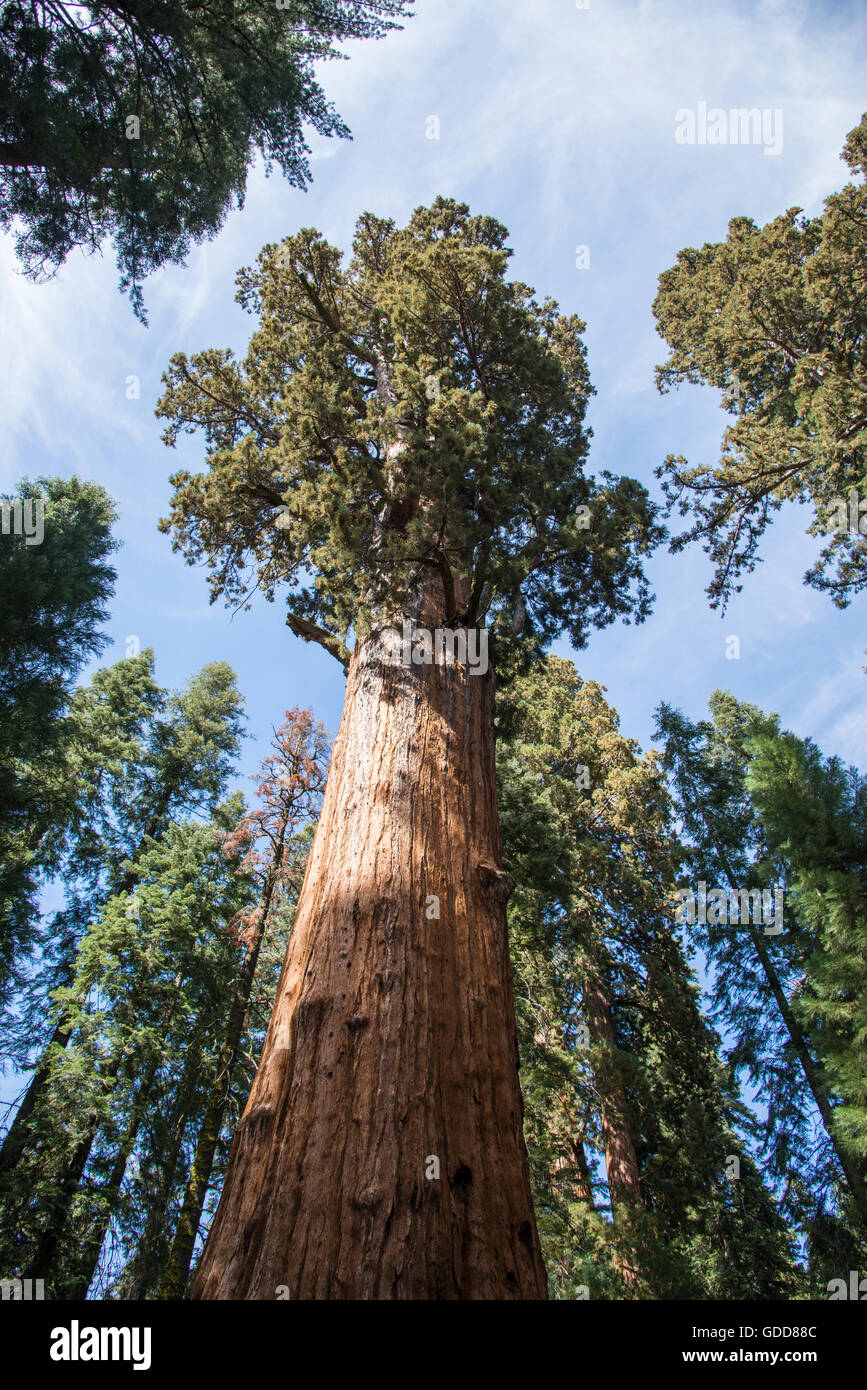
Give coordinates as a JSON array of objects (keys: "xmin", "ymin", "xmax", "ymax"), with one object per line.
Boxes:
[
  {"xmin": 653, "ymin": 113, "xmax": 867, "ymax": 610},
  {"xmin": 157, "ymin": 197, "xmax": 663, "ymax": 672}
]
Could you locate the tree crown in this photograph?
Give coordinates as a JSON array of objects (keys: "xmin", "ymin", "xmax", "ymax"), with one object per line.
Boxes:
[{"xmin": 158, "ymin": 197, "xmax": 662, "ymax": 669}]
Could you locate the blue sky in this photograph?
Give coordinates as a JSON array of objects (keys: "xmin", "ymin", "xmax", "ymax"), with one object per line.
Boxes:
[{"xmin": 4, "ymin": 0, "xmax": 865, "ymax": 782}]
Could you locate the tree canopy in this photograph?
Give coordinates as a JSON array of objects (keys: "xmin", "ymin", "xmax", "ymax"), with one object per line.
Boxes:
[
  {"xmin": 656, "ymin": 692, "xmax": 867, "ymax": 1263},
  {"xmin": 0, "ymin": 476, "xmax": 117, "ymax": 1012},
  {"xmin": 500, "ymin": 657, "xmax": 800, "ymax": 1299},
  {"xmin": 0, "ymin": 0, "xmax": 413, "ymax": 318},
  {"xmin": 157, "ymin": 197, "xmax": 663, "ymax": 669},
  {"xmin": 653, "ymin": 113, "xmax": 867, "ymax": 609}
]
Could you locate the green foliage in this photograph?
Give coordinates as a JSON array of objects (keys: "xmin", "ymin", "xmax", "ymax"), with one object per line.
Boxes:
[
  {"xmin": 0, "ymin": 0, "xmax": 413, "ymax": 319},
  {"xmin": 653, "ymin": 113, "xmax": 867, "ymax": 609},
  {"xmin": 157, "ymin": 197, "xmax": 662, "ymax": 663},
  {"xmin": 0, "ymin": 476, "xmax": 116, "ymax": 1014},
  {"xmin": 2, "ymin": 808, "xmax": 256, "ymax": 1295},
  {"xmin": 3, "ymin": 651, "xmax": 246, "ymax": 1063},
  {"xmin": 655, "ymin": 693, "xmax": 867, "ymax": 1262},
  {"xmin": 0, "ymin": 694, "xmax": 328, "ymax": 1299},
  {"xmin": 501, "ymin": 658, "xmax": 800, "ymax": 1299},
  {"xmin": 746, "ymin": 730, "xmax": 867, "ymax": 1176},
  {"xmin": 0, "ymin": 649, "xmax": 248, "ymax": 1286}
]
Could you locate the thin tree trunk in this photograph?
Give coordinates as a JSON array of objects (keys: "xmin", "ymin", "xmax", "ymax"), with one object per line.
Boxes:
[
  {"xmin": 190, "ymin": 601, "xmax": 546, "ymax": 1300},
  {"xmin": 25, "ymin": 1054, "xmax": 122, "ymax": 1283},
  {"xmin": 68, "ymin": 1093, "xmax": 148, "ymax": 1299},
  {"xmin": 160, "ymin": 1030, "xmax": 242, "ymax": 1300},
  {"xmin": 571, "ymin": 1137, "xmax": 595, "ymax": 1208},
  {"xmin": 0, "ymin": 1017, "xmax": 71, "ymax": 1176},
  {"xmin": 0, "ymin": 811, "xmax": 171, "ymax": 1178},
  {"xmin": 26, "ymin": 962, "xmax": 182, "ymax": 1284},
  {"xmin": 161, "ymin": 837, "xmax": 287, "ymax": 1299},
  {"xmin": 583, "ymin": 970, "xmax": 643, "ymax": 1291},
  {"xmin": 688, "ymin": 790, "xmax": 867, "ymax": 1228},
  {"xmin": 120, "ymin": 1042, "xmax": 205, "ymax": 1299}
]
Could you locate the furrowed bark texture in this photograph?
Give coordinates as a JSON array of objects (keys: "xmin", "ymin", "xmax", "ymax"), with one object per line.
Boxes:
[{"xmin": 190, "ymin": 616, "xmax": 547, "ymax": 1300}]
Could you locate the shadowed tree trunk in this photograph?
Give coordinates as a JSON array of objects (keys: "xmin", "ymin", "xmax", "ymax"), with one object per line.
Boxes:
[
  {"xmin": 191, "ymin": 592, "xmax": 547, "ymax": 1301},
  {"xmin": 571, "ymin": 1138, "xmax": 595, "ymax": 1207},
  {"xmin": 161, "ymin": 824, "xmax": 287, "ymax": 1299},
  {"xmin": 583, "ymin": 969, "xmax": 643, "ymax": 1291}
]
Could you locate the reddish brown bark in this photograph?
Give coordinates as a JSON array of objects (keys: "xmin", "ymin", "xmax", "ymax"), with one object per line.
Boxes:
[
  {"xmin": 583, "ymin": 971, "xmax": 643, "ymax": 1290},
  {"xmin": 190, "ymin": 600, "xmax": 546, "ymax": 1300},
  {"xmin": 570, "ymin": 1138, "xmax": 595, "ymax": 1208}
]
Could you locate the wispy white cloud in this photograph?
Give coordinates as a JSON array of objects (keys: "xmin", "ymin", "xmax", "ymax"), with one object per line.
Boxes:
[{"xmin": 1, "ymin": 0, "xmax": 864, "ymax": 771}]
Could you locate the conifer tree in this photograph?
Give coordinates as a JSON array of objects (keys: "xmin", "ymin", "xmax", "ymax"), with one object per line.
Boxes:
[
  {"xmin": 746, "ymin": 727, "xmax": 867, "ymax": 1224},
  {"xmin": 160, "ymin": 709, "xmax": 328, "ymax": 1298},
  {"xmin": 655, "ymin": 694, "xmax": 867, "ymax": 1246},
  {"xmin": 0, "ymin": 476, "xmax": 116, "ymax": 1015},
  {"xmin": 0, "ymin": 649, "xmax": 162, "ymax": 1175},
  {"xmin": 499, "ymin": 658, "xmax": 800, "ymax": 1299},
  {"xmin": 156, "ymin": 197, "xmax": 662, "ymax": 1299},
  {"xmin": 652, "ymin": 113, "xmax": 867, "ymax": 609},
  {"xmin": 0, "ymin": 657, "xmax": 245, "ymax": 1199},
  {"xmin": 0, "ymin": 0, "xmax": 413, "ymax": 318},
  {"xmin": 3, "ymin": 805, "xmax": 255, "ymax": 1296}
]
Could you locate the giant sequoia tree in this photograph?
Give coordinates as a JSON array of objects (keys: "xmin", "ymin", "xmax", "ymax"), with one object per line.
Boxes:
[
  {"xmin": 156, "ymin": 197, "xmax": 662, "ymax": 1299},
  {"xmin": 0, "ymin": 0, "xmax": 412, "ymax": 317}
]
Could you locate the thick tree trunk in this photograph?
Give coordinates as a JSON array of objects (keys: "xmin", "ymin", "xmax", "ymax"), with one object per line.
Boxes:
[{"xmin": 190, "ymin": 608, "xmax": 546, "ymax": 1300}]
